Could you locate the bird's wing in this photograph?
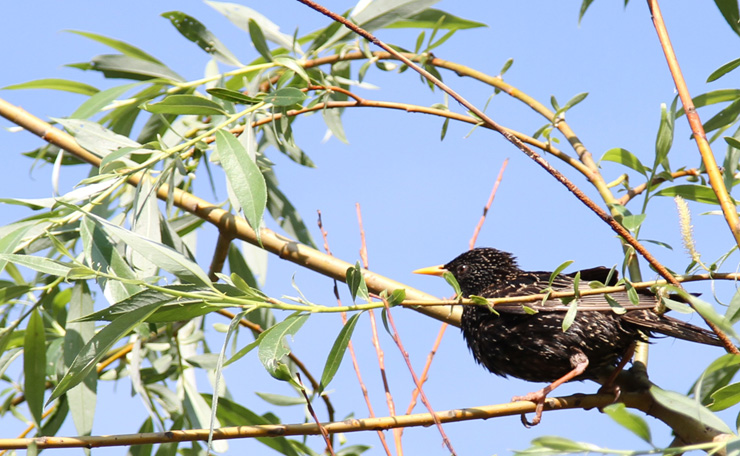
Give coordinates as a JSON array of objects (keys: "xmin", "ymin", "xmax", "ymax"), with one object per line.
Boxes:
[{"xmin": 482, "ymin": 271, "xmax": 658, "ymax": 314}]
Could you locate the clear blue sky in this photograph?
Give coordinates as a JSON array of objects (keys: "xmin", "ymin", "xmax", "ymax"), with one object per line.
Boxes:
[{"xmin": 2, "ymin": 1, "xmax": 739, "ymax": 454}]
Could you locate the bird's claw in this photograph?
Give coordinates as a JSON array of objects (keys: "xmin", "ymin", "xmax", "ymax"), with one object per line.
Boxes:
[{"xmin": 512, "ymin": 390, "xmax": 547, "ymax": 427}]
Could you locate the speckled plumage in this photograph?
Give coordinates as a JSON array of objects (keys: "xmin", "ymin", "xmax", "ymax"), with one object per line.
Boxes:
[{"xmin": 441, "ymin": 248, "xmax": 721, "ymax": 384}]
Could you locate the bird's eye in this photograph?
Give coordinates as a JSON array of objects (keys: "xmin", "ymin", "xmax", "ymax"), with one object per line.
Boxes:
[{"xmin": 458, "ymin": 264, "xmax": 470, "ymax": 276}]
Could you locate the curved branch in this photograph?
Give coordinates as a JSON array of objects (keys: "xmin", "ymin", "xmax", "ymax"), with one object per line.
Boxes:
[
  {"xmin": 0, "ymin": 393, "xmax": 648, "ymax": 450},
  {"xmin": 0, "ymin": 97, "xmax": 459, "ymax": 327}
]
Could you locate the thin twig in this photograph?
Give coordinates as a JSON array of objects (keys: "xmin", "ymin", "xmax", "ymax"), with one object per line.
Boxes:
[
  {"xmin": 297, "ymin": 373, "xmax": 336, "ymax": 456},
  {"xmin": 294, "ymin": 0, "xmax": 738, "ymax": 355},
  {"xmin": 317, "ymin": 211, "xmax": 393, "ymax": 456},
  {"xmin": 355, "ymin": 204, "xmax": 403, "ymax": 456},
  {"xmin": 469, "ymin": 159, "xmax": 509, "ymax": 249},
  {"xmin": 384, "ymin": 298, "xmax": 457, "ymax": 454},
  {"xmin": 208, "ymin": 231, "xmax": 234, "ymax": 282},
  {"xmin": 403, "ymin": 322, "xmax": 447, "ymax": 417}
]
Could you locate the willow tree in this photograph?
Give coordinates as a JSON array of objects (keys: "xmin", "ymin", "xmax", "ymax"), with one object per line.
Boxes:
[{"xmin": 1, "ymin": 0, "xmax": 740, "ymax": 455}]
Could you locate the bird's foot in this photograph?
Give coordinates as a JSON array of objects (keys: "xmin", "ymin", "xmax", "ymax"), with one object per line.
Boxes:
[{"xmin": 512, "ymin": 389, "xmax": 548, "ymax": 427}]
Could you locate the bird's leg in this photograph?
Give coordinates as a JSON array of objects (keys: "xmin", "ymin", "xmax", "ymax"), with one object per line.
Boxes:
[
  {"xmin": 513, "ymin": 352, "xmax": 589, "ymax": 427},
  {"xmin": 597, "ymin": 342, "xmax": 637, "ymax": 402}
]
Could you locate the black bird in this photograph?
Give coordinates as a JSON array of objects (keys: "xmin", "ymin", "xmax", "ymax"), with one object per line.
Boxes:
[{"xmin": 414, "ymin": 247, "xmax": 723, "ymax": 426}]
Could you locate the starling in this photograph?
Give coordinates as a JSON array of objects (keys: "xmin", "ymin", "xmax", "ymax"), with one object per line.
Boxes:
[{"xmin": 414, "ymin": 247, "xmax": 722, "ymax": 426}]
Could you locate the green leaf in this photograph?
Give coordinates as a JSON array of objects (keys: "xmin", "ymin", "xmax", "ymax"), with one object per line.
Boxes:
[
  {"xmin": 65, "ymin": 30, "xmax": 162, "ymax": 63},
  {"xmin": 0, "ymin": 254, "xmax": 75, "ymax": 277},
  {"xmin": 162, "ymin": 11, "xmax": 241, "ymax": 66},
  {"xmin": 143, "ymin": 94, "xmax": 226, "ymax": 116},
  {"xmin": 726, "ymin": 288, "xmax": 740, "ymax": 323},
  {"xmin": 83, "ymin": 211, "xmax": 212, "ymax": 286},
  {"xmin": 205, "ymin": 1, "xmax": 296, "ymax": 52},
  {"xmin": 687, "ymin": 294, "xmax": 739, "ymax": 339},
  {"xmin": 602, "ymin": 403, "xmax": 652, "ymax": 443},
  {"xmin": 215, "ymin": 130, "xmax": 268, "ymax": 244},
  {"xmin": 599, "ymin": 148, "xmax": 648, "ymax": 176},
  {"xmin": 714, "ymin": 0, "xmax": 740, "ymax": 38},
  {"xmin": 708, "ymin": 57, "xmax": 740, "ymax": 82},
  {"xmin": 81, "ymin": 54, "xmax": 184, "ymax": 82},
  {"xmin": 548, "ymin": 260, "xmax": 573, "ymax": 286},
  {"xmin": 2, "ymin": 79, "xmax": 99, "ymax": 96},
  {"xmin": 709, "ymin": 382, "xmax": 740, "ymax": 411},
  {"xmin": 655, "ymin": 103, "xmax": 674, "ymax": 172},
  {"xmin": 53, "ymin": 118, "xmax": 142, "ymax": 158},
  {"xmin": 703, "ymin": 99, "xmax": 740, "ymax": 134},
  {"xmin": 273, "ymin": 56, "xmax": 310, "ymax": 84},
  {"xmin": 322, "ymin": 106, "xmax": 349, "ymax": 144},
  {"xmin": 320, "ymin": 312, "xmax": 362, "ymax": 392},
  {"xmin": 248, "ymin": 19, "xmax": 273, "ymax": 62},
  {"xmin": 257, "ymin": 313, "xmax": 309, "ymax": 379},
  {"xmin": 650, "ymin": 385, "xmax": 732, "ymax": 433},
  {"xmin": 385, "ymin": 8, "xmax": 486, "ymax": 29},
  {"xmin": 65, "ymin": 282, "xmax": 97, "ymax": 437},
  {"xmin": 621, "ymin": 214, "xmax": 646, "ymax": 231},
  {"xmin": 681, "ymin": 89, "xmax": 740, "ymax": 115},
  {"xmin": 206, "ymin": 88, "xmax": 262, "ymax": 105},
  {"xmin": 346, "ymin": 262, "xmax": 370, "ymax": 302},
  {"xmin": 386, "ymin": 289, "xmax": 406, "ymax": 307},
  {"xmin": 562, "ymin": 300, "xmax": 578, "ymax": 332},
  {"xmin": 579, "ymin": 0, "xmax": 596, "ymax": 23},
  {"xmin": 24, "ymin": 308, "xmax": 46, "ymax": 427},
  {"xmin": 70, "ymin": 82, "xmax": 141, "ymax": 119},
  {"xmin": 263, "ymin": 87, "xmax": 307, "ymax": 107},
  {"xmin": 623, "ymin": 281, "xmax": 640, "ymax": 306},
  {"xmin": 49, "ymin": 301, "xmax": 165, "ymax": 404},
  {"xmin": 254, "ymin": 392, "xmax": 305, "ymax": 406},
  {"xmin": 443, "ymin": 271, "xmax": 462, "ymax": 297},
  {"xmin": 654, "ymin": 185, "xmax": 724, "ymax": 205}
]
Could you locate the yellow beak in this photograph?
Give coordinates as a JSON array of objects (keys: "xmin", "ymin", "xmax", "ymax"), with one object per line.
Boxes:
[{"xmin": 412, "ymin": 264, "xmax": 447, "ymax": 277}]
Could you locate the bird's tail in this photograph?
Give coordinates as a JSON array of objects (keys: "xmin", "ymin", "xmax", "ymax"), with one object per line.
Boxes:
[{"xmin": 622, "ymin": 310, "xmax": 723, "ymax": 347}]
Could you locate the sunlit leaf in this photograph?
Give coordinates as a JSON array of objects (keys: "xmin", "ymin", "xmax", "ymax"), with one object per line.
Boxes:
[
  {"xmin": 320, "ymin": 312, "xmax": 363, "ymax": 392},
  {"xmin": 599, "ymin": 148, "xmax": 648, "ymax": 176},
  {"xmin": 602, "ymin": 403, "xmax": 652, "ymax": 443},
  {"xmin": 24, "ymin": 308, "xmax": 46, "ymax": 427},
  {"xmin": 650, "ymin": 385, "xmax": 732, "ymax": 433},
  {"xmin": 143, "ymin": 94, "xmax": 226, "ymax": 116},
  {"xmin": 162, "ymin": 11, "xmax": 241, "ymax": 66},
  {"xmin": 215, "ymin": 130, "xmax": 267, "ymax": 244}
]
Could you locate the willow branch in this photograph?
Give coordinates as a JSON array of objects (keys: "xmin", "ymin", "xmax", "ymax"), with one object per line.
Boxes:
[
  {"xmin": 0, "ymin": 393, "xmax": 649, "ymax": 450},
  {"xmin": 617, "ymin": 168, "xmax": 702, "ymax": 205},
  {"xmin": 0, "ymin": 97, "xmax": 458, "ymax": 327},
  {"xmin": 648, "ymin": 0, "xmax": 740, "ymax": 248}
]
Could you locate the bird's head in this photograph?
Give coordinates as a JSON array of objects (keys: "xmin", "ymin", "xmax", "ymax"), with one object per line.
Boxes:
[{"xmin": 414, "ymin": 247, "xmax": 519, "ymax": 297}]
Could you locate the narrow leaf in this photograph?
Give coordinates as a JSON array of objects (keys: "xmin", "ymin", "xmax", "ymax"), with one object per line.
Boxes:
[
  {"xmin": 24, "ymin": 308, "xmax": 46, "ymax": 427},
  {"xmin": 206, "ymin": 88, "xmax": 261, "ymax": 105},
  {"xmin": 49, "ymin": 301, "xmax": 165, "ymax": 404},
  {"xmin": 708, "ymin": 57, "xmax": 740, "ymax": 82},
  {"xmin": 263, "ymin": 87, "xmax": 306, "ymax": 107},
  {"xmin": 143, "ymin": 94, "xmax": 226, "ymax": 116},
  {"xmin": 2, "ymin": 79, "xmax": 99, "ymax": 96},
  {"xmin": 345, "ymin": 262, "xmax": 370, "ymax": 302},
  {"xmin": 257, "ymin": 313, "xmax": 309, "ymax": 378},
  {"xmin": 650, "ymin": 385, "xmax": 732, "ymax": 433},
  {"xmin": 162, "ymin": 11, "xmax": 241, "ymax": 66},
  {"xmin": 215, "ymin": 130, "xmax": 267, "ymax": 244},
  {"xmin": 320, "ymin": 312, "xmax": 363, "ymax": 392},
  {"xmin": 655, "ymin": 185, "xmax": 724, "ymax": 205},
  {"xmin": 65, "ymin": 30, "xmax": 162, "ymax": 63},
  {"xmin": 602, "ymin": 403, "xmax": 652, "ymax": 443},
  {"xmin": 248, "ymin": 19, "xmax": 273, "ymax": 62},
  {"xmin": 599, "ymin": 148, "xmax": 648, "ymax": 176}
]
